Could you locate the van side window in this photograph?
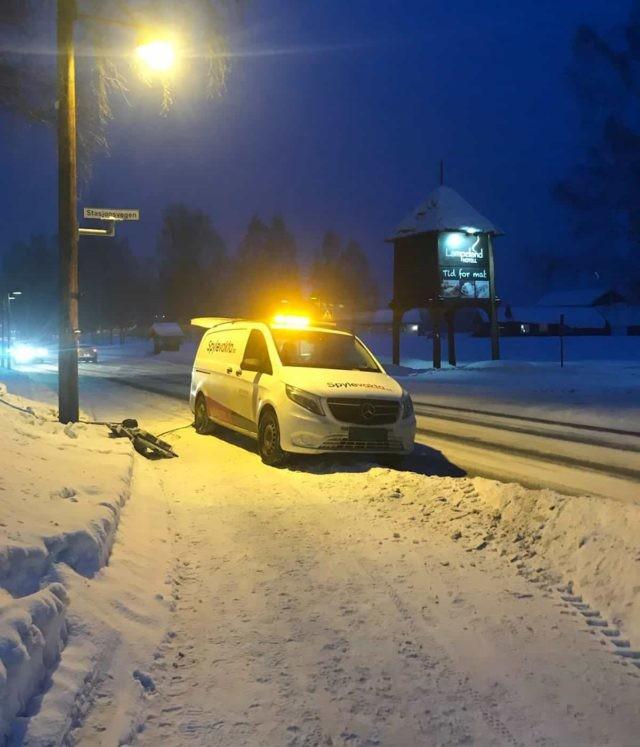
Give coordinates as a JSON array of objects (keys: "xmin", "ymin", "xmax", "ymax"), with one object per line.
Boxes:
[{"xmin": 241, "ymin": 330, "xmax": 272, "ymax": 375}]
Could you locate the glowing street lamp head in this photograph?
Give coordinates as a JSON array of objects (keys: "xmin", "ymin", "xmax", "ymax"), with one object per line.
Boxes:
[{"xmin": 136, "ymin": 39, "xmax": 176, "ymax": 72}]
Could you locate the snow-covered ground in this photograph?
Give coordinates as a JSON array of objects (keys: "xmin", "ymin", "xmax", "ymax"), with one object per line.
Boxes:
[
  {"xmin": 1, "ymin": 334, "xmax": 639, "ymax": 744},
  {"xmin": 89, "ymin": 419, "xmax": 640, "ymax": 745},
  {"xmin": 361, "ymin": 331, "xmax": 640, "ymax": 430},
  {"xmin": 0, "ymin": 387, "xmax": 170, "ymax": 744}
]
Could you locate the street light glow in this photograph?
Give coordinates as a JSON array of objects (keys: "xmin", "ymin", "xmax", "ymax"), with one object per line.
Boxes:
[{"xmin": 136, "ymin": 39, "xmax": 176, "ymax": 72}]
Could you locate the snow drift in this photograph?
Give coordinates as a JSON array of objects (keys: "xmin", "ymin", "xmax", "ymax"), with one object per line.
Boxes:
[{"xmin": 0, "ymin": 386, "xmax": 134, "ymax": 739}]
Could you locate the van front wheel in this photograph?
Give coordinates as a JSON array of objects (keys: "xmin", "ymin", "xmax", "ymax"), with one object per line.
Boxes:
[{"xmin": 258, "ymin": 409, "xmax": 288, "ymax": 467}]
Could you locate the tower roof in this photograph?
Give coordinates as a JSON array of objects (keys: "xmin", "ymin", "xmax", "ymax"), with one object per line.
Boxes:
[{"xmin": 388, "ymin": 185, "xmax": 501, "ymax": 241}]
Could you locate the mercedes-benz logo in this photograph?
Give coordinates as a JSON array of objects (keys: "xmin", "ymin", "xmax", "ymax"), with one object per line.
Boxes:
[{"xmin": 361, "ymin": 403, "xmax": 376, "ymax": 420}]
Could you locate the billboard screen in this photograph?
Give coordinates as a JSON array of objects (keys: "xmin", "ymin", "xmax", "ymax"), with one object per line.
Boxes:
[{"xmin": 438, "ymin": 232, "xmax": 491, "ymax": 300}]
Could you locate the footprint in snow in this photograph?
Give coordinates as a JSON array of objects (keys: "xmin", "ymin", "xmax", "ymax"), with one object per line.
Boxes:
[{"xmin": 53, "ymin": 486, "xmax": 77, "ymax": 501}]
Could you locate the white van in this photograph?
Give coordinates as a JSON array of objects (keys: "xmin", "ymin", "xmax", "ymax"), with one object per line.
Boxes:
[{"xmin": 189, "ymin": 317, "xmax": 416, "ymax": 466}]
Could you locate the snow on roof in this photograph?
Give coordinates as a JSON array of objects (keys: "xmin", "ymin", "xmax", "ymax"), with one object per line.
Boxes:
[
  {"xmin": 477, "ymin": 306, "xmax": 607, "ymax": 328},
  {"xmin": 535, "ymin": 287, "xmax": 619, "ymax": 307},
  {"xmin": 389, "ymin": 185, "xmax": 501, "ymax": 241},
  {"xmin": 149, "ymin": 322, "xmax": 185, "ymax": 337}
]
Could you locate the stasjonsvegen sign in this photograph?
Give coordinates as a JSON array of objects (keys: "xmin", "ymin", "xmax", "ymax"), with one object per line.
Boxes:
[{"xmin": 83, "ymin": 207, "xmax": 139, "ymax": 221}]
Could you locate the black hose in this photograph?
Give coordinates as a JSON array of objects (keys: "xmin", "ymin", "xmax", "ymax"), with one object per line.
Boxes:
[{"xmin": 156, "ymin": 422, "xmax": 194, "ymax": 438}]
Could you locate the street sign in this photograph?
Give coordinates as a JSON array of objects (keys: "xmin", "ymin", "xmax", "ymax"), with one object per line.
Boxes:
[{"xmin": 83, "ymin": 207, "xmax": 139, "ymax": 221}]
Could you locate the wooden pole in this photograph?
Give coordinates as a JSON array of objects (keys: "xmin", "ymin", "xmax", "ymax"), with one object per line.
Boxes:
[
  {"xmin": 1, "ymin": 297, "xmax": 5, "ymax": 368},
  {"xmin": 392, "ymin": 308, "xmax": 401, "ymax": 365},
  {"xmin": 57, "ymin": 0, "xmax": 79, "ymax": 423},
  {"xmin": 6, "ymin": 296, "xmax": 12, "ymax": 371},
  {"xmin": 446, "ymin": 310, "xmax": 456, "ymax": 366},
  {"xmin": 431, "ymin": 308, "xmax": 442, "ymax": 369},
  {"xmin": 488, "ymin": 234, "xmax": 500, "ymax": 360}
]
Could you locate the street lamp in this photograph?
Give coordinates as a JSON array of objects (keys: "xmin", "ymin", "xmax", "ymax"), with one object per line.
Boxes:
[
  {"xmin": 136, "ymin": 40, "xmax": 176, "ymax": 72},
  {"xmin": 57, "ymin": 0, "xmax": 176, "ymax": 423}
]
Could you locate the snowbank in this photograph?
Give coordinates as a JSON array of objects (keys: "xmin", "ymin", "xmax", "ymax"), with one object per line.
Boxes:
[
  {"xmin": 0, "ymin": 385, "xmax": 134, "ymax": 739},
  {"xmin": 400, "ymin": 473, "xmax": 640, "ymax": 647},
  {"xmin": 475, "ymin": 481, "xmax": 640, "ymax": 644},
  {"xmin": 0, "ymin": 584, "xmax": 68, "ymax": 738}
]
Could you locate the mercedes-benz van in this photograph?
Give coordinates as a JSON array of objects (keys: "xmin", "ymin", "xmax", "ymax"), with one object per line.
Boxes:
[{"xmin": 189, "ymin": 317, "xmax": 416, "ymax": 466}]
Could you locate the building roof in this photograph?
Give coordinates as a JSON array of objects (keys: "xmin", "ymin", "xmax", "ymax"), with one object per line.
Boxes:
[
  {"xmin": 149, "ymin": 322, "xmax": 185, "ymax": 337},
  {"xmin": 535, "ymin": 287, "xmax": 625, "ymax": 307},
  {"xmin": 388, "ymin": 185, "xmax": 501, "ymax": 241}
]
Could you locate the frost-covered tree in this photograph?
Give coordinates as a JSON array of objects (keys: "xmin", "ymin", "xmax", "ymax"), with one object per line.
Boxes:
[
  {"xmin": 309, "ymin": 230, "xmax": 342, "ymax": 303},
  {"xmin": 339, "ymin": 239, "xmax": 379, "ymax": 311},
  {"xmin": 157, "ymin": 203, "xmax": 227, "ymax": 321},
  {"xmin": 79, "ymin": 235, "xmax": 153, "ymax": 332},
  {"xmin": 1, "ymin": 235, "xmax": 58, "ymax": 340},
  {"xmin": 309, "ymin": 232, "xmax": 379, "ymax": 310},
  {"xmin": 229, "ymin": 215, "xmax": 302, "ymax": 317},
  {"xmin": 0, "ymin": 0, "xmax": 237, "ymax": 180},
  {"xmin": 554, "ymin": 1, "xmax": 640, "ymax": 297}
]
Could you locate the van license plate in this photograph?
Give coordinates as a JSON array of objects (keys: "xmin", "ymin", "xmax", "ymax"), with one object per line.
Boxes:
[{"xmin": 349, "ymin": 427, "xmax": 388, "ymax": 443}]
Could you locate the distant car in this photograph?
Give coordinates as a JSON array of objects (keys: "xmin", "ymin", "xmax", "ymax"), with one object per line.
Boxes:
[{"xmin": 78, "ymin": 346, "xmax": 98, "ymax": 363}]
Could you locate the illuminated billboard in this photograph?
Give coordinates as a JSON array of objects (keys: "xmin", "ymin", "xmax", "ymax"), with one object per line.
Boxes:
[{"xmin": 438, "ymin": 232, "xmax": 491, "ymax": 300}]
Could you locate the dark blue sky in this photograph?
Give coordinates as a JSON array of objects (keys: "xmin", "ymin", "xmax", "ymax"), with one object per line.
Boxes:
[{"xmin": 0, "ymin": 0, "xmax": 631, "ymax": 302}]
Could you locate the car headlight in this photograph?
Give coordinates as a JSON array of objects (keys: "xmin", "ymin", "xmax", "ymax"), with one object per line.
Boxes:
[
  {"xmin": 401, "ymin": 390, "xmax": 414, "ymax": 419},
  {"xmin": 11, "ymin": 344, "xmax": 35, "ymax": 363},
  {"xmin": 285, "ymin": 384, "xmax": 325, "ymax": 416}
]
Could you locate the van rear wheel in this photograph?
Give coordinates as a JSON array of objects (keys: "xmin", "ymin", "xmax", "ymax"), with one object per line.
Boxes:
[
  {"xmin": 258, "ymin": 409, "xmax": 288, "ymax": 467},
  {"xmin": 194, "ymin": 394, "xmax": 215, "ymax": 435}
]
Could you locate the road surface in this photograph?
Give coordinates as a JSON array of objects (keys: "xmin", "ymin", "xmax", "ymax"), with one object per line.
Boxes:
[{"xmin": 10, "ymin": 351, "xmax": 637, "ymax": 503}]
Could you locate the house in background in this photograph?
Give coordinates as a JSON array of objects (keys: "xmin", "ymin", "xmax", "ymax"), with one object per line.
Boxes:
[
  {"xmin": 149, "ymin": 322, "xmax": 185, "ymax": 354},
  {"xmin": 473, "ymin": 305, "xmax": 609, "ymax": 337},
  {"xmin": 473, "ymin": 286, "xmax": 640, "ymax": 337},
  {"xmin": 536, "ymin": 287, "xmax": 638, "ymax": 336},
  {"xmin": 535, "ymin": 287, "xmax": 627, "ymax": 308}
]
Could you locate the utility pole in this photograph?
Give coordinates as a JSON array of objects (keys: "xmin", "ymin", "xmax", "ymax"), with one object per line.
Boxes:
[
  {"xmin": 57, "ymin": 0, "xmax": 79, "ymax": 423},
  {"xmin": 6, "ymin": 295, "xmax": 12, "ymax": 371},
  {"xmin": 0, "ymin": 297, "xmax": 5, "ymax": 368},
  {"xmin": 488, "ymin": 235, "xmax": 500, "ymax": 360}
]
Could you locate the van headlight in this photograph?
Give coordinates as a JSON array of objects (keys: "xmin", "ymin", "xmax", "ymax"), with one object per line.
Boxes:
[
  {"xmin": 401, "ymin": 390, "xmax": 414, "ymax": 419},
  {"xmin": 285, "ymin": 384, "xmax": 325, "ymax": 416}
]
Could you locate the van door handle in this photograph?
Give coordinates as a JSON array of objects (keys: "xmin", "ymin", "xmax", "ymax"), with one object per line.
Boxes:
[{"xmin": 226, "ymin": 367, "xmax": 233, "ymax": 374}]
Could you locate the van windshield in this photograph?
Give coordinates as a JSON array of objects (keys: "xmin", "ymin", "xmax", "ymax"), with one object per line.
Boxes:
[{"xmin": 271, "ymin": 329, "xmax": 381, "ymax": 372}]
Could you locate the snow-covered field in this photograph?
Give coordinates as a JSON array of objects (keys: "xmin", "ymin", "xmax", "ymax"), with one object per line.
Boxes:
[
  {"xmin": 1, "ymin": 334, "xmax": 639, "ymax": 744},
  {"xmin": 361, "ymin": 331, "xmax": 640, "ymax": 430}
]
